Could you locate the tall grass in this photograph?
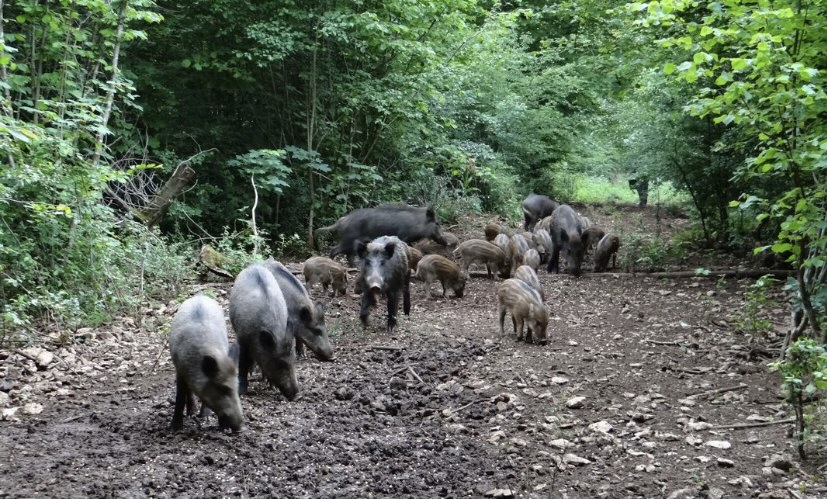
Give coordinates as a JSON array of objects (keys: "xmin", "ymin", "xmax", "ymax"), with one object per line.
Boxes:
[{"xmin": 570, "ymin": 175, "xmax": 690, "ymax": 207}]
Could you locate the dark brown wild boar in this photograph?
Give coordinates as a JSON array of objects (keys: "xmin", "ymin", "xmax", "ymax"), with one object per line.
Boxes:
[
  {"xmin": 407, "ymin": 246, "xmax": 423, "ymax": 271},
  {"xmin": 453, "ymin": 239, "xmax": 506, "ymax": 279},
  {"xmin": 484, "ymin": 223, "xmax": 511, "ymax": 242},
  {"xmin": 356, "ymin": 236, "xmax": 411, "ymax": 332},
  {"xmin": 303, "ymin": 256, "xmax": 348, "ymax": 297},
  {"xmin": 594, "ymin": 234, "xmax": 620, "ymax": 272},
  {"xmin": 497, "ymin": 278, "xmax": 549, "ymax": 344},
  {"xmin": 582, "ymin": 227, "xmax": 605, "ymax": 255},
  {"xmin": 415, "ymin": 254, "xmax": 466, "ymax": 299}
]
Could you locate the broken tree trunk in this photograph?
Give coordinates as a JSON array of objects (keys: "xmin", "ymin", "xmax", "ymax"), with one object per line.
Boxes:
[
  {"xmin": 135, "ymin": 163, "xmax": 196, "ymax": 227},
  {"xmin": 198, "ymin": 244, "xmax": 234, "ymax": 280}
]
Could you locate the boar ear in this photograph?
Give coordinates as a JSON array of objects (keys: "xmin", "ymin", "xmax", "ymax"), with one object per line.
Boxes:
[
  {"xmin": 298, "ymin": 305, "xmax": 312, "ymax": 323},
  {"xmin": 426, "ymin": 207, "xmax": 436, "ymax": 222},
  {"xmin": 258, "ymin": 330, "xmax": 275, "ymax": 351},
  {"xmin": 356, "ymin": 240, "xmax": 368, "ymax": 259},
  {"xmin": 202, "ymin": 355, "xmax": 220, "ymax": 378},
  {"xmin": 384, "ymin": 242, "xmax": 396, "ymax": 259},
  {"xmin": 560, "ymin": 231, "xmax": 569, "ymax": 243},
  {"xmin": 315, "ymin": 301, "xmax": 326, "ymax": 315}
]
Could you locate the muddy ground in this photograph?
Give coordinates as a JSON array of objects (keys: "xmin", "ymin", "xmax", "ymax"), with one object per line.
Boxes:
[{"xmin": 1, "ymin": 207, "xmax": 822, "ymax": 498}]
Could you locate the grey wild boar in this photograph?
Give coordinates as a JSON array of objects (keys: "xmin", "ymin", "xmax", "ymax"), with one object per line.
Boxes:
[
  {"xmin": 523, "ymin": 248, "xmax": 541, "ymax": 271},
  {"xmin": 303, "ymin": 256, "xmax": 347, "ymax": 297},
  {"xmin": 453, "ymin": 239, "xmax": 507, "ymax": 279},
  {"xmin": 497, "ymin": 278, "xmax": 549, "ymax": 344},
  {"xmin": 356, "ymin": 236, "xmax": 411, "ymax": 332},
  {"xmin": 264, "ymin": 258, "xmax": 333, "ymax": 361},
  {"xmin": 317, "ymin": 204, "xmax": 447, "ymax": 266},
  {"xmin": 170, "ymin": 295, "xmax": 242, "ymax": 432},
  {"xmin": 594, "ymin": 234, "xmax": 621, "ymax": 272},
  {"xmin": 513, "ymin": 265, "xmax": 545, "ymax": 301},
  {"xmin": 522, "ymin": 194, "xmax": 559, "ymax": 232},
  {"xmin": 415, "ymin": 254, "xmax": 466, "ymax": 299},
  {"xmin": 230, "ymin": 264, "xmax": 297, "ymax": 400},
  {"xmin": 547, "ymin": 204, "xmax": 586, "ymax": 276}
]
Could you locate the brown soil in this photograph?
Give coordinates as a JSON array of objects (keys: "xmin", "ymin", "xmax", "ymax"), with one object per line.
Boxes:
[{"xmin": 0, "ymin": 208, "xmax": 819, "ymax": 498}]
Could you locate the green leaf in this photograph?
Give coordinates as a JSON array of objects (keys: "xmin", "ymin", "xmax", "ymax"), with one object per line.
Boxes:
[
  {"xmin": 771, "ymin": 243, "xmax": 793, "ymax": 253},
  {"xmin": 181, "ymin": 59, "xmax": 191, "ymax": 68},
  {"xmin": 663, "ymin": 62, "xmax": 676, "ymax": 75},
  {"xmin": 731, "ymin": 58, "xmax": 748, "ymax": 71}
]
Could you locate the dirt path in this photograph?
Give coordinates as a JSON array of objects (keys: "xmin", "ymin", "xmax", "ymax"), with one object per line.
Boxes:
[{"xmin": 1, "ymin": 266, "xmax": 817, "ymax": 498}]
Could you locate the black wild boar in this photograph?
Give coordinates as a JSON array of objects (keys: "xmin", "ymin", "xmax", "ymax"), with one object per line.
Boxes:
[
  {"xmin": 594, "ymin": 234, "xmax": 621, "ymax": 272},
  {"xmin": 497, "ymin": 278, "xmax": 549, "ymax": 344},
  {"xmin": 264, "ymin": 258, "xmax": 333, "ymax": 361},
  {"xmin": 303, "ymin": 256, "xmax": 348, "ymax": 297},
  {"xmin": 513, "ymin": 265, "xmax": 545, "ymax": 301},
  {"xmin": 547, "ymin": 205, "xmax": 586, "ymax": 276},
  {"xmin": 170, "ymin": 295, "xmax": 242, "ymax": 432},
  {"xmin": 356, "ymin": 236, "xmax": 411, "ymax": 332},
  {"xmin": 229, "ymin": 264, "xmax": 297, "ymax": 400},
  {"xmin": 453, "ymin": 239, "xmax": 507, "ymax": 279},
  {"xmin": 415, "ymin": 254, "xmax": 466, "ymax": 299},
  {"xmin": 522, "ymin": 194, "xmax": 559, "ymax": 231},
  {"xmin": 317, "ymin": 204, "xmax": 447, "ymax": 266}
]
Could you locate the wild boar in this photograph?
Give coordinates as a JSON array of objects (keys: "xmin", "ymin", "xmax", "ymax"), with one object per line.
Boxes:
[
  {"xmin": 317, "ymin": 204, "xmax": 447, "ymax": 266},
  {"xmin": 523, "ymin": 248, "xmax": 541, "ymax": 271},
  {"xmin": 264, "ymin": 258, "xmax": 333, "ymax": 361},
  {"xmin": 170, "ymin": 295, "xmax": 242, "ymax": 432},
  {"xmin": 513, "ymin": 264, "xmax": 545, "ymax": 301},
  {"xmin": 594, "ymin": 234, "xmax": 621, "ymax": 272},
  {"xmin": 453, "ymin": 239, "xmax": 507, "ymax": 279},
  {"xmin": 229, "ymin": 264, "xmax": 297, "ymax": 400},
  {"xmin": 497, "ymin": 278, "xmax": 549, "ymax": 344},
  {"xmin": 356, "ymin": 236, "xmax": 411, "ymax": 332},
  {"xmin": 547, "ymin": 205, "xmax": 586, "ymax": 276},
  {"xmin": 522, "ymin": 194, "xmax": 559, "ymax": 231},
  {"xmin": 415, "ymin": 254, "xmax": 466, "ymax": 299},
  {"xmin": 303, "ymin": 256, "xmax": 348, "ymax": 297}
]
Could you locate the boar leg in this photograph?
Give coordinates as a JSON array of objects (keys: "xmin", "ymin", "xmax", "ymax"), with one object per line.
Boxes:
[
  {"xmin": 547, "ymin": 246, "xmax": 561, "ymax": 274},
  {"xmin": 402, "ymin": 273, "xmax": 411, "ymax": 315},
  {"xmin": 359, "ymin": 291, "xmax": 376, "ymax": 329},
  {"xmin": 237, "ymin": 344, "xmax": 254, "ymax": 395},
  {"xmin": 498, "ymin": 305, "xmax": 507, "ymax": 336},
  {"xmin": 386, "ymin": 290, "xmax": 400, "ymax": 332},
  {"xmin": 172, "ymin": 375, "xmax": 189, "ymax": 431}
]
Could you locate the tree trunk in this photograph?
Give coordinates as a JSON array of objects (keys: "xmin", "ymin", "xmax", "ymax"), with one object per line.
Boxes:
[
  {"xmin": 91, "ymin": 0, "xmax": 128, "ymax": 167},
  {"xmin": 134, "ymin": 164, "xmax": 196, "ymax": 227}
]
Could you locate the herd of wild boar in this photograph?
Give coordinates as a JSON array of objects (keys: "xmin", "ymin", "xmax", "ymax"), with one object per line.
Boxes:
[{"xmin": 169, "ymin": 195, "xmax": 621, "ymax": 431}]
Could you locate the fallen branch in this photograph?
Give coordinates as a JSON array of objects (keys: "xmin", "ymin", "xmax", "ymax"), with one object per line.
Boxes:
[
  {"xmin": 13, "ymin": 349, "xmax": 39, "ymax": 362},
  {"xmin": 445, "ymin": 399, "xmax": 483, "ymax": 415},
  {"xmin": 60, "ymin": 413, "xmax": 92, "ymax": 424},
  {"xmin": 644, "ymin": 339, "xmax": 682, "ymax": 346},
  {"xmin": 369, "ymin": 345, "xmax": 403, "ymax": 351},
  {"xmin": 408, "ymin": 365, "xmax": 424, "ymax": 384},
  {"xmin": 710, "ymin": 418, "xmax": 794, "ymax": 430},
  {"xmin": 686, "ymin": 384, "xmax": 748, "ymax": 400}
]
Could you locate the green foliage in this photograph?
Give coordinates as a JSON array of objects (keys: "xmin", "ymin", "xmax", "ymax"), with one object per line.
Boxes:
[
  {"xmin": 213, "ymin": 227, "xmax": 273, "ymax": 276},
  {"xmin": 630, "ymin": 0, "xmax": 827, "ymax": 338},
  {"xmin": 735, "ymin": 276, "xmax": 780, "ymax": 339},
  {"xmin": 770, "ymin": 338, "xmax": 827, "ymax": 459}
]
